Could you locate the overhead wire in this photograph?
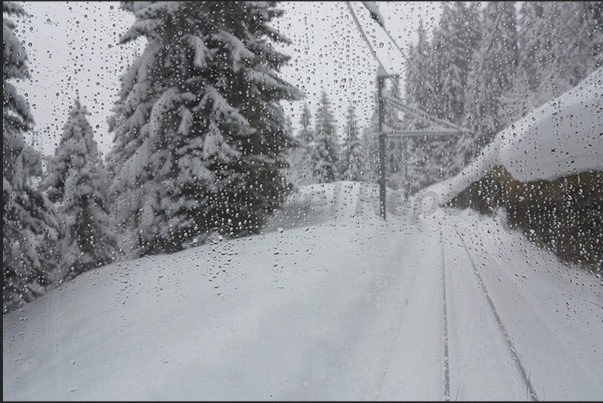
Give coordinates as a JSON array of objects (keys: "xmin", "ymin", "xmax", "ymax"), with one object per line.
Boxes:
[
  {"xmin": 345, "ymin": 2, "xmax": 390, "ymax": 77},
  {"xmin": 356, "ymin": 2, "xmax": 432, "ymax": 91},
  {"xmin": 346, "ymin": 1, "xmax": 466, "ymax": 134}
]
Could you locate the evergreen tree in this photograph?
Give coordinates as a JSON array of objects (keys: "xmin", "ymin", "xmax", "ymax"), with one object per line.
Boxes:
[
  {"xmin": 287, "ymin": 103, "xmax": 315, "ymax": 187},
  {"xmin": 298, "ymin": 103, "xmax": 314, "ymax": 145},
  {"xmin": 431, "ymin": 2, "xmax": 481, "ymax": 125},
  {"xmin": 44, "ymin": 97, "xmax": 117, "ymax": 280},
  {"xmin": 3, "ymin": 2, "xmax": 59, "ymax": 313},
  {"xmin": 422, "ymin": 2, "xmax": 482, "ymax": 183},
  {"xmin": 341, "ymin": 103, "xmax": 365, "ymax": 182},
  {"xmin": 517, "ymin": 2, "xmax": 603, "ymax": 109},
  {"xmin": 3, "ymin": 2, "xmax": 33, "ymax": 192},
  {"xmin": 311, "ymin": 90, "xmax": 340, "ymax": 183},
  {"xmin": 107, "ymin": 2, "xmax": 303, "ymax": 256},
  {"xmin": 463, "ymin": 1, "xmax": 518, "ymax": 160},
  {"xmin": 402, "ymin": 18, "xmax": 441, "ymax": 193},
  {"xmin": 401, "ymin": 1, "xmax": 602, "ymax": 191},
  {"xmin": 404, "ymin": 19, "xmax": 437, "ymax": 128},
  {"xmin": 401, "ymin": 12, "xmax": 470, "ymax": 193}
]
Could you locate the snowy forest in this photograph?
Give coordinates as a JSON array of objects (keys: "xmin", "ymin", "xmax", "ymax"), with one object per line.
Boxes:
[
  {"xmin": 4, "ymin": 1, "xmax": 603, "ymax": 315},
  {"xmin": 288, "ymin": 2, "xmax": 603, "ymax": 193}
]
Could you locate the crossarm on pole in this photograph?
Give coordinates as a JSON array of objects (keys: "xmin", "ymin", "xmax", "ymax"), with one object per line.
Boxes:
[
  {"xmin": 384, "ymin": 95, "xmax": 463, "ymax": 131},
  {"xmin": 385, "ymin": 130, "xmax": 462, "ymax": 138}
]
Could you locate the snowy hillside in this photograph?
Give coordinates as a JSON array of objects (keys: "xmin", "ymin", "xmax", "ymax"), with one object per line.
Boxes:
[{"xmin": 4, "ymin": 182, "xmax": 602, "ymax": 400}]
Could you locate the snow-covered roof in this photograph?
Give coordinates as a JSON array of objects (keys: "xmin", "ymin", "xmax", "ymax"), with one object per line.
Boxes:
[{"xmin": 426, "ymin": 67, "xmax": 603, "ymax": 205}]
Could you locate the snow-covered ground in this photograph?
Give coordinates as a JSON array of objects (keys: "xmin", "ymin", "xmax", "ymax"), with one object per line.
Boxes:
[{"xmin": 4, "ymin": 181, "xmax": 602, "ymax": 400}]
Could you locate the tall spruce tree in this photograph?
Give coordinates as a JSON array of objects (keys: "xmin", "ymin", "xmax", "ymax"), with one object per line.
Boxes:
[
  {"xmin": 401, "ymin": 12, "xmax": 466, "ymax": 193},
  {"xmin": 107, "ymin": 2, "xmax": 303, "ymax": 256},
  {"xmin": 517, "ymin": 2, "xmax": 603, "ymax": 109},
  {"xmin": 311, "ymin": 90, "xmax": 340, "ymax": 183},
  {"xmin": 463, "ymin": 1, "xmax": 518, "ymax": 160},
  {"xmin": 341, "ymin": 103, "xmax": 365, "ymax": 182},
  {"xmin": 287, "ymin": 103, "xmax": 315, "ymax": 186},
  {"xmin": 44, "ymin": 97, "xmax": 117, "ymax": 280},
  {"xmin": 431, "ymin": 2, "xmax": 481, "ymax": 125},
  {"xmin": 404, "ymin": 19, "xmax": 437, "ymax": 128},
  {"xmin": 402, "ymin": 18, "xmax": 440, "ymax": 193},
  {"xmin": 402, "ymin": 1, "xmax": 602, "ymax": 191},
  {"xmin": 298, "ymin": 103, "xmax": 314, "ymax": 146},
  {"xmin": 424, "ymin": 2, "xmax": 482, "ymax": 181},
  {"xmin": 495, "ymin": 2, "xmax": 603, "ymax": 142},
  {"xmin": 3, "ymin": 2, "xmax": 59, "ymax": 313}
]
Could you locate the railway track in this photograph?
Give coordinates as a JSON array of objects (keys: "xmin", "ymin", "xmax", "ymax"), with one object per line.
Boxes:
[{"xmin": 441, "ymin": 224, "xmax": 538, "ymax": 400}]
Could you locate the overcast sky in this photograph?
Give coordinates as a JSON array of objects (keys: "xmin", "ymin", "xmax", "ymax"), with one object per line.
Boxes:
[{"xmin": 13, "ymin": 1, "xmax": 442, "ymax": 158}]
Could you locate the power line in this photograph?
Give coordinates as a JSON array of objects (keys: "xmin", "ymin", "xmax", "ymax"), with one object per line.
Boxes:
[
  {"xmin": 347, "ymin": 2, "xmax": 463, "ymax": 133},
  {"xmin": 345, "ymin": 2, "xmax": 390, "ymax": 77},
  {"xmin": 359, "ymin": 2, "xmax": 431, "ymax": 90}
]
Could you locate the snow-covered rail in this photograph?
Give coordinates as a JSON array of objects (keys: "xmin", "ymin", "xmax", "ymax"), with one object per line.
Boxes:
[
  {"xmin": 430, "ymin": 209, "xmax": 603, "ymax": 401},
  {"xmin": 439, "ymin": 230, "xmax": 451, "ymax": 401},
  {"xmin": 447, "ymin": 225, "xmax": 538, "ymax": 400}
]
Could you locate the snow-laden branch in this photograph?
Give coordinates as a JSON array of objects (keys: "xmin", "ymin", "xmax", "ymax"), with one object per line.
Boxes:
[
  {"xmin": 212, "ymin": 31, "xmax": 254, "ymax": 72},
  {"xmin": 185, "ymin": 34, "xmax": 214, "ymax": 70}
]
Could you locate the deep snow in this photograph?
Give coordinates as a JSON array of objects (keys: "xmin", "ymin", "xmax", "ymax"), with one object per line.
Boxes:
[{"xmin": 3, "ymin": 182, "xmax": 602, "ymax": 400}]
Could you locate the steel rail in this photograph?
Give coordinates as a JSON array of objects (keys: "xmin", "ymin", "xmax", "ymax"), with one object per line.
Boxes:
[
  {"xmin": 440, "ymin": 229, "xmax": 451, "ymax": 401},
  {"xmin": 452, "ymin": 226, "xmax": 539, "ymax": 401}
]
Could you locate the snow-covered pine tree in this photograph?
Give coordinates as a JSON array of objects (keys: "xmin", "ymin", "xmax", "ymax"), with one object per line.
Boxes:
[
  {"xmin": 44, "ymin": 97, "xmax": 117, "ymax": 280},
  {"xmin": 299, "ymin": 103, "xmax": 314, "ymax": 146},
  {"xmin": 401, "ymin": 18, "xmax": 439, "ymax": 194},
  {"xmin": 107, "ymin": 2, "xmax": 303, "ymax": 256},
  {"xmin": 341, "ymin": 103, "xmax": 365, "ymax": 182},
  {"xmin": 420, "ymin": 2, "xmax": 482, "ymax": 182},
  {"xmin": 3, "ymin": 2, "xmax": 32, "ymax": 183},
  {"xmin": 431, "ymin": 1, "xmax": 481, "ymax": 125},
  {"xmin": 3, "ymin": 2, "xmax": 59, "ymax": 313},
  {"xmin": 311, "ymin": 90, "xmax": 340, "ymax": 183},
  {"xmin": 463, "ymin": 1, "xmax": 518, "ymax": 161},
  {"xmin": 286, "ymin": 103, "xmax": 314, "ymax": 187},
  {"xmin": 280, "ymin": 112, "xmax": 304, "ymax": 187},
  {"xmin": 516, "ymin": 2, "xmax": 546, "ymax": 105},
  {"xmin": 404, "ymin": 19, "xmax": 437, "ymax": 129},
  {"xmin": 399, "ymin": 13, "xmax": 460, "ymax": 193},
  {"xmin": 517, "ymin": 2, "xmax": 603, "ymax": 110}
]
